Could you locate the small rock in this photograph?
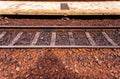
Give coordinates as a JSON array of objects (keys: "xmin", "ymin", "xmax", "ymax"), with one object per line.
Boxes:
[
  {"xmin": 16, "ymin": 67, "xmax": 20, "ymax": 71},
  {"xmin": 74, "ymin": 64, "xmax": 77, "ymax": 67},
  {"xmin": 39, "ymin": 76, "xmax": 43, "ymax": 79},
  {"xmin": 62, "ymin": 61, "xmax": 65, "ymax": 64},
  {"xmin": 84, "ymin": 63, "xmax": 87, "ymax": 67},
  {"xmin": 25, "ymin": 74, "xmax": 29, "ymax": 78},
  {"xmin": 39, "ymin": 67, "xmax": 42, "ymax": 69},
  {"xmin": 65, "ymin": 65, "xmax": 69, "ymax": 69},
  {"xmin": 69, "ymin": 68, "xmax": 73, "ymax": 70},
  {"xmin": 74, "ymin": 69, "xmax": 79, "ymax": 73},
  {"xmin": 40, "ymin": 37, "xmax": 44, "ymax": 39},
  {"xmin": 4, "ymin": 72, "xmax": 8, "ymax": 77},
  {"xmin": 61, "ymin": 17, "xmax": 70, "ymax": 20},
  {"xmin": 94, "ymin": 56, "xmax": 99, "ymax": 61},
  {"xmin": 107, "ymin": 63, "xmax": 111, "ymax": 68},
  {"xmin": 27, "ymin": 56, "xmax": 32, "ymax": 60},
  {"xmin": 55, "ymin": 69, "xmax": 58, "ymax": 72},
  {"xmin": 78, "ymin": 56, "xmax": 86, "ymax": 61},
  {"xmin": 4, "ymin": 17, "xmax": 8, "ymax": 19}
]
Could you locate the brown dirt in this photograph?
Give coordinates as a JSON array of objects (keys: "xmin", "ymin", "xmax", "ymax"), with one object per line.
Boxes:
[
  {"xmin": 0, "ymin": 16, "xmax": 120, "ymax": 26},
  {"xmin": 0, "ymin": 49, "xmax": 120, "ymax": 79}
]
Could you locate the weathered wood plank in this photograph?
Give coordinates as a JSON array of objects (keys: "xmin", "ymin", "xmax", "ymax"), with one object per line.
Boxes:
[
  {"xmin": 68, "ymin": 32, "xmax": 75, "ymax": 45},
  {"xmin": 0, "ymin": 31, "xmax": 7, "ymax": 39},
  {"xmin": 8, "ymin": 32, "xmax": 23, "ymax": 46},
  {"xmin": 31, "ymin": 32, "xmax": 40, "ymax": 45},
  {"xmin": 85, "ymin": 32, "xmax": 96, "ymax": 46},
  {"xmin": 102, "ymin": 32, "xmax": 118, "ymax": 46},
  {"xmin": 50, "ymin": 32, "xmax": 56, "ymax": 46}
]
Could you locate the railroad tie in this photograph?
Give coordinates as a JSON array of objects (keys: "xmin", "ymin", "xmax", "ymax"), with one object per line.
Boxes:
[
  {"xmin": 50, "ymin": 32, "xmax": 56, "ymax": 46},
  {"xmin": 68, "ymin": 32, "xmax": 75, "ymax": 45},
  {"xmin": 8, "ymin": 32, "xmax": 23, "ymax": 46},
  {"xmin": 0, "ymin": 31, "xmax": 7, "ymax": 39},
  {"xmin": 102, "ymin": 32, "xmax": 118, "ymax": 46},
  {"xmin": 31, "ymin": 32, "xmax": 41, "ymax": 45},
  {"xmin": 85, "ymin": 32, "xmax": 96, "ymax": 46}
]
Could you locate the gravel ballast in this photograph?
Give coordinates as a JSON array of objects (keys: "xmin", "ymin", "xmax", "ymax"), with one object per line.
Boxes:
[{"xmin": 0, "ymin": 49, "xmax": 119, "ymax": 79}]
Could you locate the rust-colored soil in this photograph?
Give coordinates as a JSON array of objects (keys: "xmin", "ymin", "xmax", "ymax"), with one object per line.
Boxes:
[
  {"xmin": 0, "ymin": 49, "xmax": 119, "ymax": 79},
  {"xmin": 0, "ymin": 16, "xmax": 120, "ymax": 26}
]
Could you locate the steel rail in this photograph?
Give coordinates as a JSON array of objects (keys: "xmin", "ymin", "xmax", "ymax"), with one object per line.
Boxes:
[
  {"xmin": 0, "ymin": 25, "xmax": 120, "ymax": 29},
  {"xmin": 0, "ymin": 45, "xmax": 120, "ymax": 49}
]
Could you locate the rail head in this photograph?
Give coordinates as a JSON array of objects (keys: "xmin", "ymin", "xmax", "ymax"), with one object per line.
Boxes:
[
  {"xmin": 0, "ymin": 25, "xmax": 120, "ymax": 29},
  {"xmin": 0, "ymin": 45, "xmax": 120, "ymax": 49}
]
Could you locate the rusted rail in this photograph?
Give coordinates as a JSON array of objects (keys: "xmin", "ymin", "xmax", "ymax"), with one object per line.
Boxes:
[{"xmin": 0, "ymin": 25, "xmax": 120, "ymax": 29}]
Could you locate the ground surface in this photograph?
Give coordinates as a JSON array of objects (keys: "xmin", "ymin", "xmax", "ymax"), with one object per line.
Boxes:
[
  {"xmin": 0, "ymin": 49, "xmax": 120, "ymax": 79},
  {"xmin": 0, "ymin": 16, "xmax": 120, "ymax": 26},
  {"xmin": 0, "ymin": 15, "xmax": 120, "ymax": 79}
]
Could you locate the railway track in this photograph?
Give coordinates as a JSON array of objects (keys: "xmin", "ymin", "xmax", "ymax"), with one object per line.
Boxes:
[
  {"xmin": 0, "ymin": 26, "xmax": 119, "ymax": 48},
  {"xmin": 0, "ymin": 1, "xmax": 120, "ymax": 48}
]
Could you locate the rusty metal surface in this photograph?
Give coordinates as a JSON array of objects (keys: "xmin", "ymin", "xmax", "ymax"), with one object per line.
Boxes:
[{"xmin": 0, "ymin": 25, "xmax": 120, "ymax": 29}]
